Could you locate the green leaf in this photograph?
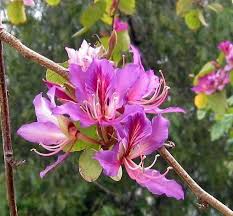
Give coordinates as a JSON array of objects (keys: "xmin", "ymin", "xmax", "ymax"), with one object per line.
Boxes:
[
  {"xmin": 46, "ymin": 62, "xmax": 68, "ymax": 85},
  {"xmin": 185, "ymin": 9, "xmax": 201, "ymax": 30},
  {"xmin": 64, "ymin": 124, "xmax": 100, "ymax": 152},
  {"xmin": 72, "ymin": 27, "xmax": 89, "ymax": 38},
  {"xmin": 197, "ymin": 109, "xmax": 207, "ymax": 120},
  {"xmin": 193, "ymin": 62, "xmax": 215, "ymax": 85},
  {"xmin": 45, "ymin": 0, "xmax": 61, "ymax": 6},
  {"xmin": 208, "ymin": 91, "xmax": 228, "ymax": 114},
  {"xmin": 79, "ymin": 149, "xmax": 102, "ymax": 182},
  {"xmin": 112, "ymin": 31, "xmax": 130, "ymax": 63},
  {"xmin": 198, "ymin": 10, "xmax": 208, "ymax": 27},
  {"xmin": 176, "ymin": 0, "xmax": 193, "ymax": 17},
  {"xmin": 216, "ymin": 52, "xmax": 225, "ymax": 65},
  {"xmin": 119, "ymin": 0, "xmax": 135, "ymax": 15},
  {"xmin": 7, "ymin": 1, "xmax": 27, "ymax": 25},
  {"xmin": 227, "ymin": 95, "xmax": 233, "ymax": 106},
  {"xmin": 80, "ymin": 0, "xmax": 107, "ymax": 28},
  {"xmin": 229, "ymin": 70, "xmax": 233, "ymax": 85},
  {"xmin": 207, "ymin": 3, "xmax": 224, "ymax": 13},
  {"xmin": 210, "ymin": 114, "xmax": 233, "ymax": 141}
]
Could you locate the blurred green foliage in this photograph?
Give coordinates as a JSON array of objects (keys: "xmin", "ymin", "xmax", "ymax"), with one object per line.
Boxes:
[{"xmin": 0, "ymin": 0, "xmax": 233, "ymax": 215}]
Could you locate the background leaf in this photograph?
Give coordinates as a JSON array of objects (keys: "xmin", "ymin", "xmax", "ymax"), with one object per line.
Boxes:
[
  {"xmin": 119, "ymin": 0, "xmax": 135, "ymax": 15},
  {"xmin": 80, "ymin": 0, "xmax": 107, "ymax": 28},
  {"xmin": 7, "ymin": 1, "xmax": 26, "ymax": 25},
  {"xmin": 184, "ymin": 9, "xmax": 201, "ymax": 30}
]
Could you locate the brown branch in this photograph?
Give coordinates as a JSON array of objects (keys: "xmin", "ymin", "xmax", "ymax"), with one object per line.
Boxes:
[
  {"xmin": 0, "ymin": 35, "xmax": 18, "ymax": 215},
  {"xmin": 0, "ymin": 29, "xmax": 69, "ymax": 80},
  {"xmin": 158, "ymin": 146, "xmax": 233, "ymax": 216}
]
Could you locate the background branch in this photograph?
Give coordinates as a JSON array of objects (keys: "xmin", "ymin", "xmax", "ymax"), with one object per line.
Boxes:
[
  {"xmin": 0, "ymin": 35, "xmax": 18, "ymax": 215},
  {"xmin": 158, "ymin": 146, "xmax": 233, "ymax": 216},
  {"xmin": 0, "ymin": 29, "xmax": 69, "ymax": 80}
]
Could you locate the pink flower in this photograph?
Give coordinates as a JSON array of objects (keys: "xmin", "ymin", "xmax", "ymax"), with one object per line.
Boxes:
[
  {"xmin": 17, "ymin": 87, "xmax": 78, "ymax": 178},
  {"xmin": 113, "ymin": 18, "xmax": 128, "ymax": 32},
  {"xmin": 54, "ymin": 59, "xmax": 141, "ymax": 127},
  {"xmin": 218, "ymin": 41, "xmax": 233, "ymax": 71},
  {"xmin": 23, "ymin": 0, "xmax": 35, "ymax": 6},
  {"xmin": 95, "ymin": 112, "xmax": 184, "ymax": 200},
  {"xmin": 114, "ymin": 45, "xmax": 185, "ymax": 114},
  {"xmin": 192, "ymin": 69, "xmax": 230, "ymax": 95},
  {"xmin": 65, "ymin": 40, "xmax": 103, "ymax": 71}
]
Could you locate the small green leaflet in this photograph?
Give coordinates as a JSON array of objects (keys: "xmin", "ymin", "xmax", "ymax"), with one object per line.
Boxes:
[
  {"xmin": 45, "ymin": 0, "xmax": 61, "ymax": 6},
  {"xmin": 7, "ymin": 1, "xmax": 26, "ymax": 25},
  {"xmin": 119, "ymin": 0, "xmax": 135, "ymax": 15},
  {"xmin": 184, "ymin": 9, "xmax": 201, "ymax": 31},
  {"xmin": 46, "ymin": 62, "xmax": 68, "ymax": 85},
  {"xmin": 79, "ymin": 149, "xmax": 102, "ymax": 182},
  {"xmin": 176, "ymin": 0, "xmax": 193, "ymax": 17},
  {"xmin": 80, "ymin": 0, "xmax": 107, "ymax": 28},
  {"xmin": 208, "ymin": 91, "xmax": 228, "ymax": 114}
]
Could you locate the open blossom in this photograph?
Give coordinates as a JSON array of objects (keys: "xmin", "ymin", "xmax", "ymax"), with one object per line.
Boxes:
[
  {"xmin": 23, "ymin": 0, "xmax": 35, "ymax": 6},
  {"xmin": 192, "ymin": 69, "xmax": 229, "ymax": 95},
  {"xmin": 113, "ymin": 18, "xmax": 128, "ymax": 32},
  {"xmin": 114, "ymin": 46, "xmax": 185, "ymax": 114},
  {"xmin": 218, "ymin": 41, "xmax": 233, "ymax": 71},
  {"xmin": 54, "ymin": 59, "xmax": 140, "ymax": 127},
  {"xmin": 66, "ymin": 40, "xmax": 103, "ymax": 71},
  {"xmin": 17, "ymin": 87, "xmax": 79, "ymax": 178},
  {"xmin": 94, "ymin": 112, "xmax": 184, "ymax": 199}
]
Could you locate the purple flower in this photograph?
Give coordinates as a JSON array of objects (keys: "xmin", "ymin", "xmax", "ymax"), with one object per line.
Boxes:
[
  {"xmin": 218, "ymin": 41, "xmax": 233, "ymax": 71},
  {"xmin": 66, "ymin": 40, "xmax": 103, "ymax": 71},
  {"xmin": 192, "ymin": 69, "xmax": 230, "ymax": 95},
  {"xmin": 113, "ymin": 18, "xmax": 129, "ymax": 32},
  {"xmin": 94, "ymin": 112, "xmax": 184, "ymax": 200},
  {"xmin": 114, "ymin": 45, "xmax": 185, "ymax": 114},
  {"xmin": 17, "ymin": 87, "xmax": 79, "ymax": 178},
  {"xmin": 54, "ymin": 59, "xmax": 141, "ymax": 127},
  {"xmin": 23, "ymin": 0, "xmax": 35, "ymax": 6}
]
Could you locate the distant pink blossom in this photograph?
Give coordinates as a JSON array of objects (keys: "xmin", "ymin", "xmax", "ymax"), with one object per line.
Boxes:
[
  {"xmin": 23, "ymin": 0, "xmax": 35, "ymax": 6},
  {"xmin": 218, "ymin": 41, "xmax": 233, "ymax": 71},
  {"xmin": 113, "ymin": 18, "xmax": 128, "ymax": 32},
  {"xmin": 192, "ymin": 69, "xmax": 230, "ymax": 95}
]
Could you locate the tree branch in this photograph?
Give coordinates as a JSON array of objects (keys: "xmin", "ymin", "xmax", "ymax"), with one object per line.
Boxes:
[
  {"xmin": 0, "ymin": 29, "xmax": 69, "ymax": 80},
  {"xmin": 0, "ymin": 34, "xmax": 18, "ymax": 216},
  {"xmin": 158, "ymin": 146, "xmax": 233, "ymax": 216}
]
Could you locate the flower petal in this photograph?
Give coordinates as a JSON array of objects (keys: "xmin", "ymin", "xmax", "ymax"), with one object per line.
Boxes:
[
  {"xmin": 53, "ymin": 102, "xmax": 96, "ymax": 127},
  {"xmin": 94, "ymin": 149, "xmax": 120, "ymax": 177},
  {"xmin": 146, "ymin": 107, "xmax": 186, "ymax": 114},
  {"xmin": 33, "ymin": 93, "xmax": 58, "ymax": 125},
  {"xmin": 17, "ymin": 122, "xmax": 66, "ymax": 145},
  {"xmin": 40, "ymin": 152, "xmax": 71, "ymax": 178},
  {"xmin": 125, "ymin": 160, "xmax": 184, "ymax": 200}
]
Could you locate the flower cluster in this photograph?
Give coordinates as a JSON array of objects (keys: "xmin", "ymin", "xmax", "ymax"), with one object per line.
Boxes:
[
  {"xmin": 17, "ymin": 40, "xmax": 184, "ymax": 200},
  {"xmin": 192, "ymin": 41, "xmax": 233, "ymax": 109}
]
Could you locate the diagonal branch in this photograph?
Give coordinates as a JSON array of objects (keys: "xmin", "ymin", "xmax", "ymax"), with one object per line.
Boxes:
[
  {"xmin": 0, "ymin": 28, "xmax": 69, "ymax": 80},
  {"xmin": 0, "ymin": 28, "xmax": 232, "ymax": 216},
  {"xmin": 0, "ymin": 36, "xmax": 18, "ymax": 215},
  {"xmin": 158, "ymin": 146, "xmax": 233, "ymax": 216}
]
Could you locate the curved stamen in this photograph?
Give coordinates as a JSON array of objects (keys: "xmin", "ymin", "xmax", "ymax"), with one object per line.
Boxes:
[
  {"xmin": 144, "ymin": 154, "xmax": 160, "ymax": 170},
  {"xmin": 123, "ymin": 158, "xmax": 142, "ymax": 170},
  {"xmin": 31, "ymin": 140, "xmax": 70, "ymax": 157}
]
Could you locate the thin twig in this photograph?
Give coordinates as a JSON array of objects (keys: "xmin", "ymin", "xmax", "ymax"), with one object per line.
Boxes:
[
  {"xmin": 0, "ymin": 29, "xmax": 69, "ymax": 80},
  {"xmin": 158, "ymin": 146, "xmax": 233, "ymax": 216},
  {"xmin": 0, "ymin": 34, "xmax": 18, "ymax": 216}
]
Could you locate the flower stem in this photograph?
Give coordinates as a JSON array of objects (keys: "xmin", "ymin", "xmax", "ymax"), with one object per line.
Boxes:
[
  {"xmin": 78, "ymin": 133, "xmax": 101, "ymax": 146},
  {"xmin": 0, "ymin": 29, "xmax": 18, "ymax": 215}
]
